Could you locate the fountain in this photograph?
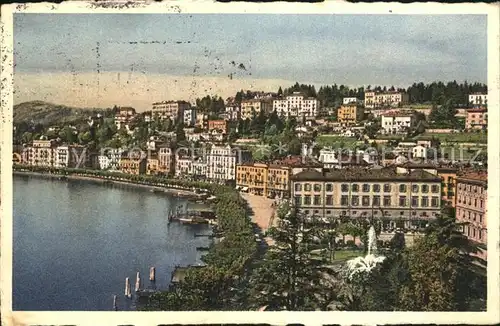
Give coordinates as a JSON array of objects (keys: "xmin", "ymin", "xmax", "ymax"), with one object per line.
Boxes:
[{"xmin": 345, "ymin": 225, "xmax": 386, "ymax": 279}]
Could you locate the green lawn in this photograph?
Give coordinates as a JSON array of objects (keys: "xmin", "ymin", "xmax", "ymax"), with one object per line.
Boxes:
[
  {"xmin": 311, "ymin": 249, "xmax": 362, "ymax": 262},
  {"xmin": 414, "ymin": 132, "xmax": 487, "ymax": 144},
  {"xmin": 376, "ymin": 135, "xmax": 406, "ymax": 140},
  {"xmin": 439, "ymin": 146, "xmax": 485, "ymax": 161}
]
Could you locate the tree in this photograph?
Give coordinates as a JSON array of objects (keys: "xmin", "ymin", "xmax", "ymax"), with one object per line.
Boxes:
[
  {"xmin": 175, "ymin": 122, "xmax": 186, "ymax": 142},
  {"xmin": 398, "ymin": 215, "xmax": 483, "ymax": 311},
  {"xmin": 59, "ymin": 126, "xmax": 78, "ymax": 144},
  {"xmin": 248, "ymin": 202, "xmax": 327, "ymax": 310},
  {"xmin": 21, "ymin": 131, "xmax": 33, "ymax": 144},
  {"xmin": 78, "ymin": 131, "xmax": 92, "ymax": 144}
]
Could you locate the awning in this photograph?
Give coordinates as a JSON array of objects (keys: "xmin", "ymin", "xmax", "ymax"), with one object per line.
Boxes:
[
  {"xmin": 241, "ymin": 187, "xmax": 249, "ymax": 191},
  {"xmin": 235, "ymin": 185, "xmax": 241, "ymax": 190}
]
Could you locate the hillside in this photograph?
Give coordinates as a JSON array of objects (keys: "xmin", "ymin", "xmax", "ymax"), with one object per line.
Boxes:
[{"xmin": 13, "ymin": 101, "xmax": 107, "ymax": 126}]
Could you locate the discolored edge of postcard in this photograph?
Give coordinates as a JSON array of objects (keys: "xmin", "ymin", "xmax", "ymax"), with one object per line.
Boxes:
[{"xmin": 1, "ymin": 1, "xmax": 499, "ymax": 325}]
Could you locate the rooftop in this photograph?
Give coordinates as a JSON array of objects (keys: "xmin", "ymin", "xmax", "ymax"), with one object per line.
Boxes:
[
  {"xmin": 382, "ymin": 112, "xmax": 414, "ymax": 117},
  {"xmin": 401, "ymin": 162, "xmax": 458, "ymax": 172},
  {"xmin": 152, "ymin": 100, "xmax": 190, "ymax": 105},
  {"xmin": 457, "ymin": 170, "xmax": 488, "ymax": 183},
  {"xmin": 291, "ymin": 167, "xmax": 442, "ymax": 182},
  {"xmin": 467, "ymin": 108, "xmax": 487, "ymax": 113}
]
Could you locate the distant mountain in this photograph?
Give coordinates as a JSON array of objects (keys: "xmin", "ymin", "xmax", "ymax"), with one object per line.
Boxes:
[{"xmin": 13, "ymin": 101, "xmax": 107, "ymax": 126}]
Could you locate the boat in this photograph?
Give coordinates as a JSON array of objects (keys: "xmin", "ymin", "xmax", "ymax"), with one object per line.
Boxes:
[
  {"xmin": 179, "ymin": 216, "xmax": 209, "ymax": 224},
  {"xmin": 194, "ymin": 233, "xmax": 214, "ymax": 238}
]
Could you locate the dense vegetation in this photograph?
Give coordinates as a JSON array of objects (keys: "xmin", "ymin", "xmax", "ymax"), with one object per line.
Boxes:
[{"xmin": 14, "ymin": 161, "xmax": 487, "ymax": 311}]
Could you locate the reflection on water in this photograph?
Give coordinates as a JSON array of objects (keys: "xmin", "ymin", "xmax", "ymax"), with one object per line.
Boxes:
[{"xmin": 13, "ymin": 176, "xmax": 210, "ymax": 311}]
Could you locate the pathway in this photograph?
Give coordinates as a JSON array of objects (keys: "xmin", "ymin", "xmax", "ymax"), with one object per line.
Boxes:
[{"xmin": 240, "ymin": 192, "xmax": 277, "ymax": 245}]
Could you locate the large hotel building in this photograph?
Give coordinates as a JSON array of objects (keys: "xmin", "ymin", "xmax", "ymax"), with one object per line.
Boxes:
[
  {"xmin": 364, "ymin": 91, "xmax": 409, "ymax": 109},
  {"xmin": 290, "ymin": 167, "xmax": 442, "ymax": 229},
  {"xmin": 455, "ymin": 171, "xmax": 487, "ymax": 261},
  {"xmin": 152, "ymin": 100, "xmax": 191, "ymax": 121}
]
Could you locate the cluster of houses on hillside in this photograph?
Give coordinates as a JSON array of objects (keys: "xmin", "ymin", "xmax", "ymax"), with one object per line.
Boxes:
[
  {"xmin": 13, "ymin": 89, "xmax": 489, "ymax": 262},
  {"xmin": 111, "ymin": 90, "xmax": 488, "ymax": 140}
]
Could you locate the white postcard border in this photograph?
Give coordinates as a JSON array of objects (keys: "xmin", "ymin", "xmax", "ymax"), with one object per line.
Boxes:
[{"xmin": 1, "ymin": 1, "xmax": 499, "ymax": 325}]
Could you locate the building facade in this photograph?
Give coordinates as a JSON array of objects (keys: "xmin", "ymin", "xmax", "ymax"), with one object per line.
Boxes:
[
  {"xmin": 158, "ymin": 146, "xmax": 174, "ymax": 176},
  {"xmin": 225, "ymin": 103, "xmax": 241, "ymax": 121},
  {"xmin": 175, "ymin": 155, "xmax": 194, "ymax": 178},
  {"xmin": 466, "ymin": 109, "xmax": 488, "ymax": 130},
  {"xmin": 469, "ymin": 93, "xmax": 488, "ymax": 106},
  {"xmin": 343, "ymin": 97, "xmax": 361, "ymax": 105},
  {"xmin": 364, "ymin": 91, "xmax": 409, "ymax": 109},
  {"xmin": 97, "ymin": 148, "xmax": 122, "ymax": 171},
  {"xmin": 119, "ymin": 155, "xmax": 147, "ymax": 175},
  {"xmin": 183, "ymin": 108, "xmax": 197, "ymax": 126},
  {"xmin": 196, "ymin": 113, "xmax": 208, "ymax": 129},
  {"xmin": 207, "ymin": 145, "xmax": 252, "ymax": 183},
  {"xmin": 455, "ymin": 171, "xmax": 487, "ymax": 261},
  {"xmin": 381, "ymin": 113, "xmax": 416, "ymax": 134},
  {"xmin": 338, "ymin": 104, "xmax": 364, "ymax": 126},
  {"xmin": 397, "ymin": 164, "xmax": 457, "ymax": 207},
  {"xmin": 55, "ymin": 145, "xmax": 88, "ymax": 169},
  {"xmin": 27, "ymin": 140, "xmax": 57, "ymax": 167},
  {"xmin": 236, "ymin": 163, "xmax": 291, "ymax": 199},
  {"xmin": 146, "ymin": 156, "xmax": 160, "ymax": 175},
  {"xmin": 273, "ymin": 92, "xmax": 320, "ymax": 118},
  {"xmin": 291, "ymin": 168, "xmax": 442, "ymax": 229},
  {"xmin": 152, "ymin": 101, "xmax": 190, "ymax": 121},
  {"xmin": 240, "ymin": 99, "xmax": 272, "ymax": 120},
  {"xmin": 208, "ymin": 119, "xmax": 228, "ymax": 134},
  {"xmin": 114, "ymin": 107, "xmax": 137, "ymax": 130}
]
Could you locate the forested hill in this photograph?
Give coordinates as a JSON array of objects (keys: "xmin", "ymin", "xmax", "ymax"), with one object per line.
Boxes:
[{"xmin": 13, "ymin": 101, "xmax": 108, "ymax": 126}]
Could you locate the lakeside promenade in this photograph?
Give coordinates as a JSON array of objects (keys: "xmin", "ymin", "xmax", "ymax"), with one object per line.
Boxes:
[{"xmin": 13, "ymin": 171, "xmax": 201, "ymax": 198}]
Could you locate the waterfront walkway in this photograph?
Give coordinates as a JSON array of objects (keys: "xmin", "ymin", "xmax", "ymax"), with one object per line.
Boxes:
[{"xmin": 240, "ymin": 192, "xmax": 277, "ymax": 246}]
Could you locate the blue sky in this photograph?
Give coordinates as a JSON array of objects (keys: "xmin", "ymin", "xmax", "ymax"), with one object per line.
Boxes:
[{"xmin": 13, "ymin": 14, "xmax": 487, "ymax": 109}]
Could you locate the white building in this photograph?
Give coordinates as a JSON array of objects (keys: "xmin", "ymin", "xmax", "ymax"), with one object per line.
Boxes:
[
  {"xmin": 469, "ymin": 93, "xmax": 488, "ymax": 106},
  {"xmin": 192, "ymin": 159, "xmax": 208, "ymax": 179},
  {"xmin": 98, "ymin": 148, "xmax": 123, "ymax": 171},
  {"xmin": 412, "ymin": 145, "xmax": 429, "ymax": 159},
  {"xmin": 225, "ymin": 103, "xmax": 241, "ymax": 121},
  {"xmin": 207, "ymin": 145, "xmax": 252, "ymax": 183},
  {"xmin": 183, "ymin": 108, "xmax": 197, "ymax": 126},
  {"xmin": 343, "ymin": 97, "xmax": 361, "ymax": 105},
  {"xmin": 55, "ymin": 145, "xmax": 87, "ymax": 168},
  {"xmin": 364, "ymin": 91, "xmax": 409, "ymax": 109},
  {"xmin": 273, "ymin": 92, "xmax": 320, "ymax": 118},
  {"xmin": 381, "ymin": 113, "xmax": 416, "ymax": 134},
  {"xmin": 175, "ymin": 156, "xmax": 194, "ymax": 177},
  {"xmin": 318, "ymin": 148, "xmax": 339, "ymax": 167}
]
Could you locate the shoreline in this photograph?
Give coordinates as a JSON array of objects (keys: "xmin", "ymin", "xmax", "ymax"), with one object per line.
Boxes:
[{"xmin": 13, "ymin": 171, "xmax": 202, "ymax": 199}]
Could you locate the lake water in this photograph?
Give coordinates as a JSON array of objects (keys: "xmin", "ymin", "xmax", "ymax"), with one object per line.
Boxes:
[{"xmin": 13, "ymin": 175, "xmax": 211, "ymax": 311}]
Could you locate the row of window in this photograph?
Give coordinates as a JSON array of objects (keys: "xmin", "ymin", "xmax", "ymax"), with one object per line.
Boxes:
[
  {"xmin": 457, "ymin": 196, "xmax": 485, "ymax": 208},
  {"xmin": 458, "ymin": 208, "xmax": 484, "ymax": 224},
  {"xmin": 457, "ymin": 183, "xmax": 485, "ymax": 194},
  {"xmin": 463, "ymin": 225, "xmax": 486, "ymax": 241},
  {"xmin": 301, "ymin": 209, "xmax": 432, "ymax": 218},
  {"xmin": 294, "ymin": 195, "xmax": 440, "ymax": 207},
  {"xmin": 294, "ymin": 182, "xmax": 439, "ymax": 193}
]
